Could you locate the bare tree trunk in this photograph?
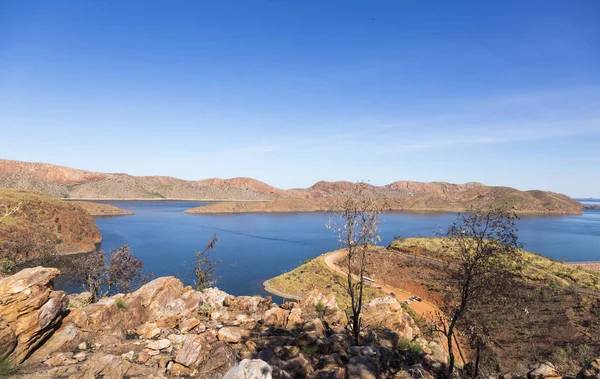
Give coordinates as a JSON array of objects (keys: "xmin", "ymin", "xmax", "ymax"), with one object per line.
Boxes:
[
  {"xmin": 447, "ymin": 323, "xmax": 456, "ymax": 379},
  {"xmin": 473, "ymin": 342, "xmax": 481, "ymax": 379}
]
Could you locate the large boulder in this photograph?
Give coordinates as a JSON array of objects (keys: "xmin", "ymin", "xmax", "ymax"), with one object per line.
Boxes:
[
  {"xmin": 224, "ymin": 359, "xmax": 273, "ymax": 379},
  {"xmin": 0, "ymin": 267, "xmax": 68, "ymax": 363},
  {"xmin": 347, "ymin": 355, "xmax": 380, "ymax": 379},
  {"xmin": 298, "ymin": 291, "xmax": 344, "ymax": 328},
  {"xmin": 29, "ymin": 276, "xmax": 206, "ymax": 362},
  {"xmin": 199, "ymin": 342, "xmax": 238, "ymax": 376},
  {"xmin": 528, "ymin": 362, "xmax": 561, "ymax": 379},
  {"xmin": 360, "ymin": 296, "xmax": 419, "ymax": 340},
  {"xmin": 174, "ymin": 334, "xmax": 211, "ymax": 368},
  {"xmin": 578, "ymin": 358, "xmax": 600, "ymax": 379}
]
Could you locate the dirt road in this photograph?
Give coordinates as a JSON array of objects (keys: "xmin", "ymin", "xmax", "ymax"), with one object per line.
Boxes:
[
  {"xmin": 323, "ymin": 250, "xmax": 441, "ymax": 320},
  {"xmin": 323, "ymin": 249, "xmax": 465, "ymax": 363}
]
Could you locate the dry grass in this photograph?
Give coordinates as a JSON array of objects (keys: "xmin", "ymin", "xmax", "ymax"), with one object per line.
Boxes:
[
  {"xmin": 267, "ymin": 253, "xmax": 386, "ymax": 309},
  {"xmin": 389, "ymin": 238, "xmax": 600, "ymax": 292},
  {"xmin": 0, "ymin": 189, "xmax": 101, "ymax": 262},
  {"xmin": 71, "ymin": 201, "xmax": 134, "ymax": 216}
]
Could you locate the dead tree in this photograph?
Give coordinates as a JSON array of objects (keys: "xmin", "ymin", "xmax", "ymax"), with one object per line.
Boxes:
[
  {"xmin": 327, "ymin": 182, "xmax": 384, "ymax": 345},
  {"xmin": 434, "ymin": 207, "xmax": 523, "ymax": 379}
]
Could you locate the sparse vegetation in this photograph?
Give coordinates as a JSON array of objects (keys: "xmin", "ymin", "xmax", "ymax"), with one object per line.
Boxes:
[
  {"xmin": 75, "ymin": 245, "xmax": 153, "ymax": 301},
  {"xmin": 0, "ymin": 190, "xmax": 101, "ymax": 264},
  {"xmin": 315, "ymin": 300, "xmax": 326, "ymax": 317},
  {"xmin": 268, "ymin": 254, "xmax": 385, "ymax": 309},
  {"xmin": 0, "ymin": 358, "xmax": 15, "ymax": 378},
  {"xmin": 0, "ymin": 258, "xmax": 14, "ymax": 274},
  {"xmin": 194, "ymin": 234, "xmax": 221, "ymax": 291},
  {"xmin": 390, "ymin": 238, "xmax": 600, "ymax": 292},
  {"xmin": 433, "ymin": 207, "xmax": 523, "ymax": 379},
  {"xmin": 115, "ymin": 299, "xmax": 128, "ymax": 310},
  {"xmin": 397, "ymin": 338, "xmax": 423, "ymax": 354},
  {"xmin": 198, "ymin": 302, "xmax": 213, "ymax": 317}
]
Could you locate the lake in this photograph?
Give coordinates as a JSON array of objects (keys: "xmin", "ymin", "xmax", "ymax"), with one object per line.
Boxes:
[{"xmin": 53, "ymin": 200, "xmax": 600, "ymax": 297}]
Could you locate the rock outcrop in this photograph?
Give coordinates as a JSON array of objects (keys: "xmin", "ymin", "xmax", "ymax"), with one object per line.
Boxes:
[
  {"xmin": 3, "ymin": 267, "xmax": 597, "ymax": 379},
  {"xmin": 0, "ymin": 267, "xmax": 67, "ymax": 363},
  {"xmin": 0, "ymin": 189, "xmax": 102, "ymax": 263},
  {"xmin": 2, "ymin": 267, "xmax": 449, "ymax": 379}
]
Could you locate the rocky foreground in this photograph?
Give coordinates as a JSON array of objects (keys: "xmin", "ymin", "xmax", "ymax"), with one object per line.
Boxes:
[
  {"xmin": 1, "ymin": 267, "xmax": 599, "ymax": 379},
  {"xmin": 0, "ymin": 158, "xmax": 585, "ymax": 214}
]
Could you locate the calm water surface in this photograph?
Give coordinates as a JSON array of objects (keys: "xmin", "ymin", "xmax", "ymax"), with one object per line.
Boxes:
[{"xmin": 54, "ymin": 200, "xmax": 600, "ymax": 296}]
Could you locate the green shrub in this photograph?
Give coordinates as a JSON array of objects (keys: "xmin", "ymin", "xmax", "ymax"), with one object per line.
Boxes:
[
  {"xmin": 397, "ymin": 338, "xmax": 411, "ymax": 350},
  {"xmin": 0, "ymin": 358, "xmax": 15, "ymax": 378},
  {"xmin": 302, "ymin": 345, "xmax": 317, "ymax": 356},
  {"xmin": 409, "ymin": 341, "xmax": 423, "ymax": 354},
  {"xmin": 315, "ymin": 300, "xmax": 327, "ymax": 316},
  {"xmin": 397, "ymin": 338, "xmax": 423, "ymax": 354},
  {"xmin": 115, "ymin": 299, "xmax": 127, "ymax": 310},
  {"xmin": 0, "ymin": 259, "xmax": 15, "ymax": 274},
  {"xmin": 198, "ymin": 302, "xmax": 213, "ymax": 317}
]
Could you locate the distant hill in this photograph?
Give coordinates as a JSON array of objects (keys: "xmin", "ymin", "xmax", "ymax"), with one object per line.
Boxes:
[
  {"xmin": 0, "ymin": 158, "xmax": 585, "ymax": 214},
  {"xmin": 0, "ymin": 189, "xmax": 101, "ymax": 264}
]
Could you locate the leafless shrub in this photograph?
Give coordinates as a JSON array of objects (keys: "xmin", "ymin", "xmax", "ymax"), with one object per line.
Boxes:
[{"xmin": 326, "ymin": 182, "xmax": 384, "ymax": 345}]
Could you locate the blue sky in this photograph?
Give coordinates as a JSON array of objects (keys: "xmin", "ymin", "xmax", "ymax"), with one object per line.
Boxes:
[{"xmin": 1, "ymin": 1, "xmax": 599, "ymax": 197}]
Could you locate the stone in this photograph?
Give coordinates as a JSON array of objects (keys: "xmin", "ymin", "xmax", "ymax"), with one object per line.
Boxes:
[
  {"xmin": 167, "ymin": 333, "xmax": 186, "ymax": 345},
  {"xmin": 347, "ymin": 355, "xmax": 379, "ymax": 379},
  {"xmin": 224, "ymin": 359, "xmax": 273, "ymax": 379},
  {"xmin": 77, "ymin": 341, "xmax": 88, "ymax": 350},
  {"xmin": 317, "ymin": 354, "xmax": 344, "ymax": 371},
  {"xmin": 282, "ymin": 353, "xmax": 314, "ymax": 378},
  {"xmin": 137, "ymin": 351, "xmax": 151, "ymax": 364},
  {"xmin": 146, "ymin": 338, "xmax": 171, "ymax": 351},
  {"xmin": 146, "ymin": 348, "xmax": 161, "ymax": 356},
  {"xmin": 169, "ymin": 361, "xmax": 196, "ymax": 376},
  {"xmin": 310, "ymin": 368, "xmax": 346, "ymax": 379},
  {"xmin": 264, "ymin": 307, "xmax": 289, "ymax": 328},
  {"xmin": 218, "ymin": 326, "xmax": 247, "ymax": 343},
  {"xmin": 179, "ymin": 317, "xmax": 201, "ymax": 333},
  {"xmin": 121, "ymin": 350, "xmax": 135, "ymax": 361},
  {"xmin": 298, "ymin": 291, "xmax": 344, "ymax": 327},
  {"xmin": 0, "ymin": 322, "xmax": 17, "ymax": 360},
  {"xmin": 286, "ymin": 307, "xmax": 304, "ymax": 330},
  {"xmin": 135, "ymin": 322, "xmax": 161, "ymax": 339},
  {"xmin": 528, "ymin": 362, "xmax": 561, "ymax": 379},
  {"xmin": 0, "ymin": 267, "xmax": 69, "ymax": 363},
  {"xmin": 45, "ymin": 353, "xmax": 69, "ymax": 367},
  {"xmin": 175, "ymin": 334, "xmax": 211, "ymax": 368},
  {"xmin": 73, "ymin": 352, "xmax": 87, "ymax": 361},
  {"xmin": 199, "ymin": 341, "xmax": 238, "ymax": 375},
  {"xmin": 304, "ymin": 318, "xmax": 326, "ymax": 338},
  {"xmin": 360, "ymin": 296, "xmax": 419, "ymax": 340},
  {"xmin": 276, "ymin": 345, "xmax": 301, "ymax": 361},
  {"xmin": 68, "ymin": 292, "xmax": 93, "ymax": 309},
  {"xmin": 578, "ymin": 358, "xmax": 600, "ymax": 379}
]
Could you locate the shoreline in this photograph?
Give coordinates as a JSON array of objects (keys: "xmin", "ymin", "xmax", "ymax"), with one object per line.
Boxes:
[
  {"xmin": 64, "ymin": 199, "xmax": 585, "ymax": 216},
  {"xmin": 65, "ymin": 198, "xmax": 267, "ymax": 202},
  {"xmin": 262, "ymin": 280, "xmax": 302, "ymax": 301}
]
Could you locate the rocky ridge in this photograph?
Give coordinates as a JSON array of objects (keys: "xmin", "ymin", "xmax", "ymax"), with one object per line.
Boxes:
[
  {"xmin": 0, "ymin": 159, "xmax": 585, "ymax": 214},
  {"xmin": 0, "ymin": 190, "xmax": 101, "ymax": 264},
  {"xmin": 1, "ymin": 267, "xmax": 599, "ymax": 379},
  {"xmin": 2, "ymin": 266, "xmax": 446, "ymax": 379}
]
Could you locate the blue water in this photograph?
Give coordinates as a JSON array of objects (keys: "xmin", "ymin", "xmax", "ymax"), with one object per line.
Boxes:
[{"xmin": 54, "ymin": 200, "xmax": 600, "ymax": 297}]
